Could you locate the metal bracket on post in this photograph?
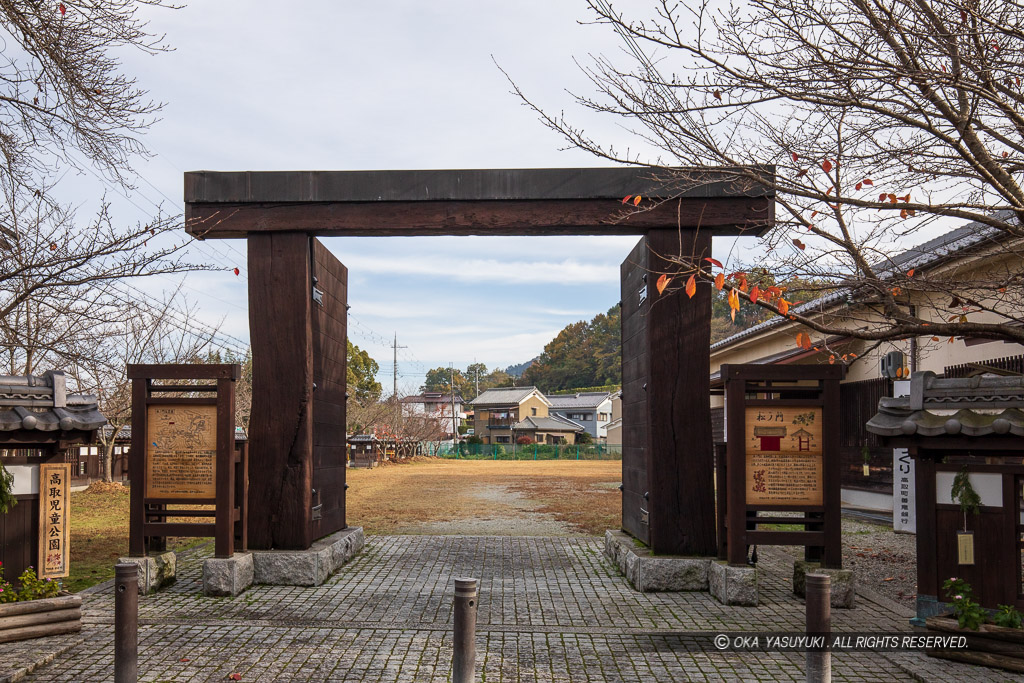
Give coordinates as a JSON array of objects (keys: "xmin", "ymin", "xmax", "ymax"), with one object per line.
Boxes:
[{"xmin": 453, "ymin": 577, "xmax": 478, "ymax": 683}]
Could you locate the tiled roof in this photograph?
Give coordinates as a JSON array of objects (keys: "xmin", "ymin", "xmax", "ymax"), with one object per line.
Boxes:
[
  {"xmin": 0, "ymin": 371, "xmax": 106, "ymax": 433},
  {"xmin": 513, "ymin": 416, "xmax": 583, "ymax": 432},
  {"xmin": 866, "ymin": 370, "xmax": 1024, "ymax": 437},
  {"xmin": 547, "ymin": 392, "xmax": 611, "ymax": 409},
  {"xmin": 711, "ymin": 218, "xmax": 1006, "ymax": 351},
  {"xmin": 400, "ymin": 393, "xmax": 462, "ymax": 404},
  {"xmin": 470, "ymin": 386, "xmax": 546, "ymax": 407}
]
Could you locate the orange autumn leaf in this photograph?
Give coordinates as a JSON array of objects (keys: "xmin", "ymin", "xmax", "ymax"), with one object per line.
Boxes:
[
  {"xmin": 948, "ymin": 336, "xmax": 955, "ymax": 344},
  {"xmin": 900, "ymin": 208, "xmax": 908, "ymax": 219},
  {"xmin": 779, "ymin": 299, "xmax": 790, "ymax": 316},
  {"xmin": 622, "ymin": 195, "xmax": 633, "ymax": 204},
  {"xmin": 829, "ymin": 355, "xmax": 836, "ymax": 365},
  {"xmin": 931, "ymin": 336, "xmax": 940, "ymax": 341},
  {"xmin": 714, "ymin": 272, "xmax": 725, "ymax": 290},
  {"xmin": 863, "ymin": 178, "xmax": 873, "ymax": 186},
  {"xmin": 705, "ymin": 257, "xmax": 724, "ymax": 268},
  {"xmin": 684, "ymin": 274, "xmax": 695, "ymax": 298},
  {"xmin": 657, "ymin": 273, "xmax": 671, "ymax": 295},
  {"xmin": 855, "ymin": 182, "xmax": 862, "ymax": 191},
  {"xmin": 907, "ymin": 268, "xmax": 915, "ymax": 278},
  {"xmin": 793, "ymin": 238, "xmax": 806, "ymax": 250},
  {"xmin": 633, "ymin": 195, "xmax": 642, "ymax": 206},
  {"xmin": 749, "ymin": 285, "xmax": 760, "ymax": 304}
]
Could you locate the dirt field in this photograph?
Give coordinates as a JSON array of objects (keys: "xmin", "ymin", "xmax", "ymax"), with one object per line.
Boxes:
[{"xmin": 346, "ymin": 458, "xmax": 622, "ymax": 536}]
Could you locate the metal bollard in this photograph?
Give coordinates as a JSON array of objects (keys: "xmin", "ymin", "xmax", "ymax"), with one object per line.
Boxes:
[
  {"xmin": 453, "ymin": 577, "xmax": 478, "ymax": 683},
  {"xmin": 114, "ymin": 563, "xmax": 139, "ymax": 683},
  {"xmin": 805, "ymin": 573, "xmax": 831, "ymax": 683}
]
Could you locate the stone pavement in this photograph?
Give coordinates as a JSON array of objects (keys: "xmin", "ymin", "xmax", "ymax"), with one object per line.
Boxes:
[{"xmin": 3, "ymin": 535, "xmax": 1021, "ymax": 682}]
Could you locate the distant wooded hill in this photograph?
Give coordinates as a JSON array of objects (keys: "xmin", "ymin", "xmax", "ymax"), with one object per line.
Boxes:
[
  {"xmin": 520, "ymin": 306, "xmax": 621, "ymax": 392},
  {"xmin": 503, "ymin": 359, "xmax": 534, "ymax": 378}
]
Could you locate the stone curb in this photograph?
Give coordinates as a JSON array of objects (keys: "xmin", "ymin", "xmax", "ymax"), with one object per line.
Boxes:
[{"xmin": 0, "ymin": 636, "xmax": 84, "ymax": 683}]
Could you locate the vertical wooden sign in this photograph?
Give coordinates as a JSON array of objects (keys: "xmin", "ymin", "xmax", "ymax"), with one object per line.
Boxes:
[{"xmin": 38, "ymin": 463, "xmax": 71, "ymax": 579}]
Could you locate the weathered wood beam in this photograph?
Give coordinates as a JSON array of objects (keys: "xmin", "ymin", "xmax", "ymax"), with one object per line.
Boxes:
[{"xmin": 185, "ymin": 197, "xmax": 773, "ymax": 239}]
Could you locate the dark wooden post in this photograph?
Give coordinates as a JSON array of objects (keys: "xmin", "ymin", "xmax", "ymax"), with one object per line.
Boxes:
[
  {"xmin": 620, "ymin": 230, "xmax": 716, "ymax": 556},
  {"xmin": 247, "ymin": 232, "xmax": 314, "ymax": 550},
  {"xmin": 822, "ymin": 375, "xmax": 842, "ymax": 568},
  {"xmin": 215, "ymin": 376, "xmax": 236, "ymax": 558},
  {"xmin": 725, "ymin": 373, "xmax": 748, "ymax": 565},
  {"xmin": 128, "ymin": 378, "xmax": 147, "ymax": 557}
]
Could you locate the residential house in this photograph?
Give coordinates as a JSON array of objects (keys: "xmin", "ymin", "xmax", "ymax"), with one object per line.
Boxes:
[
  {"xmin": 709, "ymin": 221, "xmax": 1024, "ymax": 512},
  {"xmin": 399, "ymin": 391, "xmax": 464, "ymax": 439},
  {"xmin": 469, "ymin": 386, "xmax": 582, "ymax": 445},
  {"xmin": 604, "ymin": 390, "xmax": 622, "ymax": 446},
  {"xmin": 546, "ymin": 391, "xmax": 613, "ymax": 442}
]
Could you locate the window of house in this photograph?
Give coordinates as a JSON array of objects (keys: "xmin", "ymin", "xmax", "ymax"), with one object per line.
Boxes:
[
  {"xmin": 531, "ymin": 407, "xmax": 537, "ymax": 416},
  {"xmin": 496, "ymin": 436, "xmax": 510, "ymax": 444},
  {"xmin": 585, "ymin": 413, "xmax": 592, "ymax": 421},
  {"xmin": 598, "ymin": 413, "xmax": 609, "ymax": 422}
]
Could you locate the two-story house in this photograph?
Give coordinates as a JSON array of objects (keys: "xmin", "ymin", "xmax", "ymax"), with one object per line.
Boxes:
[
  {"xmin": 546, "ymin": 392, "xmax": 613, "ymax": 442},
  {"xmin": 399, "ymin": 392, "xmax": 464, "ymax": 439},
  {"xmin": 469, "ymin": 386, "xmax": 582, "ymax": 445}
]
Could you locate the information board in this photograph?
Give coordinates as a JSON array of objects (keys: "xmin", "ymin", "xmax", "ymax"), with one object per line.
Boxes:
[
  {"xmin": 744, "ymin": 406, "xmax": 823, "ymax": 506},
  {"xmin": 38, "ymin": 463, "xmax": 70, "ymax": 579},
  {"xmin": 145, "ymin": 404, "xmax": 217, "ymax": 499}
]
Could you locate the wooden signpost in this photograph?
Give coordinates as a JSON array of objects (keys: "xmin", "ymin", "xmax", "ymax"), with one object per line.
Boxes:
[
  {"xmin": 721, "ymin": 364, "xmax": 842, "ymax": 567},
  {"xmin": 38, "ymin": 463, "xmax": 71, "ymax": 579},
  {"xmin": 128, "ymin": 364, "xmax": 246, "ymax": 559}
]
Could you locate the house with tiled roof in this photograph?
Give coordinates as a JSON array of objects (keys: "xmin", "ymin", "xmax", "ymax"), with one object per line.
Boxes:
[
  {"xmin": 469, "ymin": 386, "xmax": 581, "ymax": 445},
  {"xmin": 709, "ymin": 220, "xmax": 1024, "ymax": 511},
  {"xmin": 546, "ymin": 392, "xmax": 613, "ymax": 442}
]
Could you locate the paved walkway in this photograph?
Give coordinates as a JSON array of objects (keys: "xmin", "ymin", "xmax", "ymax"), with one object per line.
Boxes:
[{"xmin": 3, "ymin": 535, "xmax": 1020, "ymax": 682}]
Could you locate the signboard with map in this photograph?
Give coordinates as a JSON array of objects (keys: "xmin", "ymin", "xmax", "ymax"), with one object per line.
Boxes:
[
  {"xmin": 145, "ymin": 404, "xmax": 218, "ymax": 499},
  {"xmin": 744, "ymin": 406, "xmax": 823, "ymax": 506}
]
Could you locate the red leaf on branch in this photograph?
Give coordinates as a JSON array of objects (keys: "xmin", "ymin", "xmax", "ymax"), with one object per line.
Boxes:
[
  {"xmin": 749, "ymin": 285, "xmax": 759, "ymax": 304},
  {"xmin": 49, "ymin": 243, "xmax": 57, "ymax": 251},
  {"xmin": 658, "ymin": 273, "xmax": 672, "ymax": 295},
  {"xmin": 907, "ymin": 268, "xmax": 914, "ymax": 278},
  {"xmin": 1003, "ymin": 151, "xmax": 1009, "ymax": 158},
  {"xmin": 931, "ymin": 336, "xmax": 940, "ymax": 342},
  {"xmin": 714, "ymin": 272, "xmax": 725, "ymax": 290},
  {"xmin": 713, "ymin": 90, "xmax": 722, "ymax": 100},
  {"xmin": 792, "ymin": 152, "xmax": 799, "ymax": 162},
  {"xmin": 684, "ymin": 274, "xmax": 695, "ymax": 298},
  {"xmin": 792, "ymin": 238, "xmax": 806, "ymax": 250},
  {"xmin": 621, "ymin": 195, "xmax": 632, "ymax": 204},
  {"xmin": 855, "ymin": 183, "xmax": 862, "ymax": 191},
  {"xmin": 879, "ymin": 192, "xmax": 887, "ymax": 201},
  {"xmin": 821, "ymin": 160, "xmax": 832, "ymax": 172},
  {"xmin": 829, "ymin": 355, "xmax": 836, "ymax": 365},
  {"xmin": 233, "ymin": 267, "xmax": 240, "ymax": 276},
  {"xmin": 59, "ymin": 3, "xmax": 66, "ymax": 16},
  {"xmin": 900, "ymin": 208, "xmax": 908, "ymax": 219},
  {"xmin": 796, "ymin": 169, "xmax": 807, "ymax": 177},
  {"xmin": 948, "ymin": 336, "xmax": 955, "ymax": 344},
  {"xmin": 633, "ymin": 195, "xmax": 642, "ymax": 206},
  {"xmin": 863, "ymin": 178, "xmax": 873, "ymax": 186},
  {"xmin": 704, "ymin": 257, "xmax": 723, "ymax": 268},
  {"xmin": 960, "ymin": 9, "xmax": 968, "ymax": 21}
]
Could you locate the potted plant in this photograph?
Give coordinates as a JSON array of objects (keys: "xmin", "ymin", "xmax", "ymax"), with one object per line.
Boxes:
[
  {"xmin": 0, "ymin": 562, "xmax": 82, "ymax": 644},
  {"xmin": 925, "ymin": 577, "xmax": 1024, "ymax": 672}
]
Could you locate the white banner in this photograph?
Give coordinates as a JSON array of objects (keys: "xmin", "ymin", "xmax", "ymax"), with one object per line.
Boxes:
[{"xmin": 892, "ymin": 380, "xmax": 915, "ymax": 533}]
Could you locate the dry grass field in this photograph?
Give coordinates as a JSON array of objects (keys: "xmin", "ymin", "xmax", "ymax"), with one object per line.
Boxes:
[
  {"xmin": 346, "ymin": 458, "xmax": 622, "ymax": 536},
  {"xmin": 63, "ymin": 458, "xmax": 621, "ymax": 591}
]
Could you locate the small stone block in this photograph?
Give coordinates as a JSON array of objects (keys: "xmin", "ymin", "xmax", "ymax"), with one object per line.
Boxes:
[
  {"xmin": 793, "ymin": 561, "xmax": 855, "ymax": 608},
  {"xmin": 252, "ymin": 527, "xmax": 364, "ymax": 587},
  {"xmin": 203, "ymin": 553, "xmax": 254, "ymax": 597},
  {"xmin": 602, "ymin": 529, "xmax": 710, "ymax": 592},
  {"xmin": 116, "ymin": 552, "xmax": 176, "ymax": 595},
  {"xmin": 709, "ymin": 561, "xmax": 758, "ymax": 606}
]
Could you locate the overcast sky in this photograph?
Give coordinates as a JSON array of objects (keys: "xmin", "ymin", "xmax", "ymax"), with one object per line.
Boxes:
[{"xmin": 60, "ymin": 1, "xmax": 754, "ymax": 395}]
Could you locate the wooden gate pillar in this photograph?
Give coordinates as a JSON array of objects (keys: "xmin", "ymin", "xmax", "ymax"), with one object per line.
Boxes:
[
  {"xmin": 247, "ymin": 233, "xmax": 348, "ymax": 550},
  {"xmin": 620, "ymin": 229, "xmax": 716, "ymax": 556}
]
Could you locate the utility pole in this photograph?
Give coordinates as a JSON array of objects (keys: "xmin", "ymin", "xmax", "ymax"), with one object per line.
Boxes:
[
  {"xmin": 392, "ymin": 333, "xmax": 407, "ymax": 400},
  {"xmin": 450, "ymin": 364, "xmax": 458, "ymax": 443}
]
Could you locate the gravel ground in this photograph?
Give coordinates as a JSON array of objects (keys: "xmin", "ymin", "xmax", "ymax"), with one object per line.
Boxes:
[{"xmin": 778, "ymin": 515, "xmax": 918, "ymax": 605}]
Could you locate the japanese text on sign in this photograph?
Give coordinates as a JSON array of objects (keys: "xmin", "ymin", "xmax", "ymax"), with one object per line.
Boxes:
[
  {"xmin": 38, "ymin": 463, "xmax": 70, "ymax": 579},
  {"xmin": 145, "ymin": 405, "xmax": 217, "ymax": 499}
]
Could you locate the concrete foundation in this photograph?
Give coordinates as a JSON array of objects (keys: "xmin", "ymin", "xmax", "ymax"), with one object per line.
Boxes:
[
  {"xmin": 604, "ymin": 530, "xmax": 709, "ymax": 592},
  {"xmin": 116, "ymin": 552, "xmax": 176, "ymax": 594},
  {"xmin": 252, "ymin": 527, "xmax": 364, "ymax": 587},
  {"xmin": 709, "ymin": 561, "xmax": 758, "ymax": 606},
  {"xmin": 793, "ymin": 561, "xmax": 856, "ymax": 608},
  {"xmin": 203, "ymin": 553, "xmax": 254, "ymax": 597}
]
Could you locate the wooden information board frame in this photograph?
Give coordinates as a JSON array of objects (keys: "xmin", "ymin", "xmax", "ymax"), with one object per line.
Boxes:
[
  {"xmin": 128, "ymin": 364, "xmax": 245, "ymax": 559},
  {"xmin": 721, "ymin": 364, "xmax": 842, "ymax": 567}
]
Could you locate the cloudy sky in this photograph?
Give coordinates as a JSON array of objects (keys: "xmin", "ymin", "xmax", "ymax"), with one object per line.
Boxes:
[{"xmin": 60, "ymin": 1, "xmax": 752, "ymax": 394}]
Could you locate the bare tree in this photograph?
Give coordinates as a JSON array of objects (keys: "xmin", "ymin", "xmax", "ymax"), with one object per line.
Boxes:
[
  {"xmin": 508, "ymin": 0, "xmax": 1024, "ymax": 351},
  {"xmin": 65, "ymin": 290, "xmax": 221, "ymax": 482}
]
